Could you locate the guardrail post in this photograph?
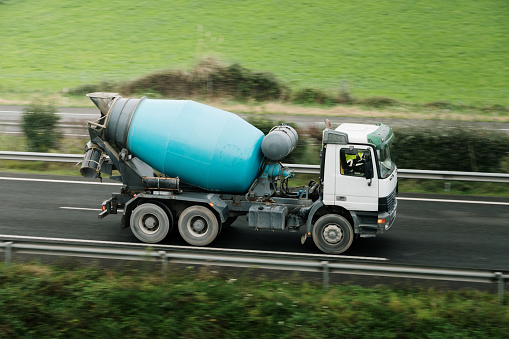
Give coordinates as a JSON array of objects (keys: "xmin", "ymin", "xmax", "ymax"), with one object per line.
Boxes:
[
  {"xmin": 4, "ymin": 242, "xmax": 13, "ymax": 265},
  {"xmin": 444, "ymin": 182, "xmax": 451, "ymax": 192},
  {"xmin": 321, "ymin": 261, "xmax": 329, "ymax": 291},
  {"xmin": 159, "ymin": 251, "xmax": 168, "ymax": 278},
  {"xmin": 495, "ymin": 272, "xmax": 504, "ymax": 304}
]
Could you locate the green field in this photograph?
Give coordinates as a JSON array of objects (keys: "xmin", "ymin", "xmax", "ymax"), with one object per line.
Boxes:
[{"xmin": 1, "ymin": 0, "xmax": 508, "ymax": 106}]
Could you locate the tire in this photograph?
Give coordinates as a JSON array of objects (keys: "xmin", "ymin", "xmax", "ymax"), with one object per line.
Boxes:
[
  {"xmin": 178, "ymin": 205, "xmax": 219, "ymax": 246},
  {"xmin": 130, "ymin": 203, "xmax": 171, "ymax": 243},
  {"xmin": 312, "ymin": 214, "xmax": 354, "ymax": 254}
]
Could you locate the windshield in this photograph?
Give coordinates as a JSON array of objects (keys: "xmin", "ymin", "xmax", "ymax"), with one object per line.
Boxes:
[{"xmin": 377, "ymin": 143, "xmax": 396, "ymax": 178}]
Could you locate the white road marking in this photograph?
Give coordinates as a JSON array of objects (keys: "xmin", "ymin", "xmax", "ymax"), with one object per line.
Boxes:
[
  {"xmin": 0, "ymin": 234, "xmax": 388, "ymax": 261},
  {"xmin": 398, "ymin": 197, "xmax": 509, "ymax": 206},
  {"xmin": 0, "ymin": 176, "xmax": 121, "ymax": 186}
]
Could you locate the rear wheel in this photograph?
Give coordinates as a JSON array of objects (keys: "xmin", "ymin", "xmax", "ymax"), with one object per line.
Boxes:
[
  {"xmin": 312, "ymin": 214, "xmax": 354, "ymax": 254},
  {"xmin": 178, "ymin": 205, "xmax": 219, "ymax": 246},
  {"xmin": 130, "ymin": 203, "xmax": 171, "ymax": 243}
]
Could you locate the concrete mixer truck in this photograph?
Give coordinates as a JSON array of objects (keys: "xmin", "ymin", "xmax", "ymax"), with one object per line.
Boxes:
[{"xmin": 79, "ymin": 92, "xmax": 397, "ymax": 254}]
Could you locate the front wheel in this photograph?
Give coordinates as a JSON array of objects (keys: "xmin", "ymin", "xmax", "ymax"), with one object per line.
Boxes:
[
  {"xmin": 312, "ymin": 214, "xmax": 354, "ymax": 254},
  {"xmin": 178, "ymin": 205, "xmax": 219, "ymax": 246},
  {"xmin": 130, "ymin": 203, "xmax": 171, "ymax": 243}
]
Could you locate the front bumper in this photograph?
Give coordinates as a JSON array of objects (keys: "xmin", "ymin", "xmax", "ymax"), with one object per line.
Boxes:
[{"xmin": 377, "ymin": 199, "xmax": 397, "ymax": 233}]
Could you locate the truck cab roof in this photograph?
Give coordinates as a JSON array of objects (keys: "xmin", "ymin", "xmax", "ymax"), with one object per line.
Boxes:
[
  {"xmin": 335, "ymin": 123, "xmax": 379, "ymax": 144},
  {"xmin": 333, "ymin": 123, "xmax": 393, "ymax": 148}
]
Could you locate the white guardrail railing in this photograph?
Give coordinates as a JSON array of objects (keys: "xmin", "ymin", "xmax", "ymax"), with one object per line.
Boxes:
[
  {"xmin": 0, "ymin": 238, "xmax": 507, "ymax": 303},
  {"xmin": 1, "ymin": 151, "xmax": 509, "ymax": 183}
]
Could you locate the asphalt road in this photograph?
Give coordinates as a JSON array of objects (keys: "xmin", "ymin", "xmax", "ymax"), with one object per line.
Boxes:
[
  {"xmin": 2, "ymin": 104, "xmax": 509, "ymax": 132},
  {"xmin": 1, "ymin": 172, "xmax": 508, "ymax": 271}
]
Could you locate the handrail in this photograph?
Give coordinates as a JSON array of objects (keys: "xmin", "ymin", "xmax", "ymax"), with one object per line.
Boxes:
[
  {"xmin": 1, "ymin": 151, "xmax": 508, "ymax": 183},
  {"xmin": 0, "ymin": 238, "xmax": 506, "ymax": 303}
]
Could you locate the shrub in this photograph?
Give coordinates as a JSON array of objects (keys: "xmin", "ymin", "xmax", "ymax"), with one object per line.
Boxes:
[
  {"xmin": 424, "ymin": 100, "xmax": 456, "ymax": 110},
  {"xmin": 480, "ymin": 104, "xmax": 509, "ymax": 113},
  {"xmin": 360, "ymin": 96, "xmax": 399, "ymax": 108},
  {"xmin": 393, "ymin": 126, "xmax": 509, "ymax": 173},
  {"xmin": 118, "ymin": 59, "xmax": 287, "ymax": 102},
  {"xmin": 293, "ymin": 88, "xmax": 335, "ymax": 106},
  {"xmin": 247, "ymin": 115, "xmax": 276, "ymax": 135},
  {"xmin": 21, "ymin": 103, "xmax": 61, "ymax": 152},
  {"xmin": 302, "ymin": 126, "xmax": 323, "ymax": 145}
]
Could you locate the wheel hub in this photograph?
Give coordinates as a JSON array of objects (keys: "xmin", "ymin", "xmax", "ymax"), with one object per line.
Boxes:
[
  {"xmin": 144, "ymin": 216, "xmax": 157, "ymax": 229},
  {"xmin": 192, "ymin": 218, "xmax": 206, "ymax": 232},
  {"xmin": 188, "ymin": 216, "xmax": 208, "ymax": 237},
  {"xmin": 323, "ymin": 224, "xmax": 343, "ymax": 244},
  {"xmin": 141, "ymin": 214, "xmax": 159, "ymax": 233}
]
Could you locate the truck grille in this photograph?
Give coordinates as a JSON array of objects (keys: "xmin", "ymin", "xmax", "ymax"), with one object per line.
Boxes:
[{"xmin": 378, "ymin": 187, "xmax": 397, "ymax": 213}]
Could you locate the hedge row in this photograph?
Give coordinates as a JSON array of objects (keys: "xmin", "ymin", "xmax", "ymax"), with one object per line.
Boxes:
[
  {"xmin": 69, "ymin": 59, "xmax": 286, "ymax": 102},
  {"xmin": 392, "ymin": 126, "xmax": 509, "ymax": 173},
  {"xmin": 247, "ymin": 118, "xmax": 509, "ymax": 174},
  {"xmin": 69, "ymin": 59, "xmax": 508, "ymax": 112}
]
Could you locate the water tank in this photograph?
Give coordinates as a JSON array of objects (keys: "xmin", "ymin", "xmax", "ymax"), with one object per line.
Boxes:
[
  {"xmin": 102, "ymin": 96, "xmax": 265, "ymax": 193},
  {"xmin": 261, "ymin": 124, "xmax": 298, "ymax": 161}
]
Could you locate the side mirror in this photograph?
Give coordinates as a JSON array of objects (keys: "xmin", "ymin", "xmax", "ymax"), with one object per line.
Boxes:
[{"xmin": 363, "ymin": 153, "xmax": 374, "ymax": 183}]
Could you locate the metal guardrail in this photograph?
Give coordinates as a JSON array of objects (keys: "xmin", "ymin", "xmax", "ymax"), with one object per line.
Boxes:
[
  {"xmin": 282, "ymin": 164, "xmax": 509, "ymax": 183},
  {"xmin": 0, "ymin": 122, "xmax": 89, "ymax": 138},
  {"xmin": 1, "ymin": 151, "xmax": 508, "ymax": 183},
  {"xmin": 0, "ymin": 151, "xmax": 82, "ymax": 163},
  {"xmin": 0, "ymin": 239, "xmax": 506, "ymax": 303},
  {"xmin": 396, "ymin": 169, "xmax": 509, "ymax": 183}
]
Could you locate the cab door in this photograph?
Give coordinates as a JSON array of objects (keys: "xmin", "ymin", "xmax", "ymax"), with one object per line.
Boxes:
[{"xmin": 334, "ymin": 146, "xmax": 378, "ymax": 212}]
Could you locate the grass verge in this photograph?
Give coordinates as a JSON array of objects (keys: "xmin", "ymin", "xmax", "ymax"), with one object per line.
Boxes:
[{"xmin": 0, "ymin": 262, "xmax": 507, "ymax": 338}]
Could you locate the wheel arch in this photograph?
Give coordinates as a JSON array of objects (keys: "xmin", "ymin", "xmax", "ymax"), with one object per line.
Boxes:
[
  {"xmin": 175, "ymin": 201, "xmax": 223, "ymax": 232},
  {"xmin": 306, "ymin": 204, "xmax": 357, "ymax": 235}
]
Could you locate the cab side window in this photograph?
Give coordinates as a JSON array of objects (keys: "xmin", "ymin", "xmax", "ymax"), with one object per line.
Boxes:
[{"xmin": 340, "ymin": 148, "xmax": 368, "ymax": 177}]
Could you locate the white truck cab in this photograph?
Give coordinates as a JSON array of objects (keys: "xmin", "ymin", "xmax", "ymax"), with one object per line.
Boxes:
[{"xmin": 315, "ymin": 123, "xmax": 397, "ymax": 249}]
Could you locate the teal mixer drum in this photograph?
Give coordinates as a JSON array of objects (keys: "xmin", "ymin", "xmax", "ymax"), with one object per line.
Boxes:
[{"xmin": 105, "ymin": 97, "xmax": 265, "ymax": 193}]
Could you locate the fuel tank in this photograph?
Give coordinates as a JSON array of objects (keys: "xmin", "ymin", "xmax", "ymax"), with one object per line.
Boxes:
[{"xmin": 94, "ymin": 94, "xmax": 265, "ymax": 193}]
